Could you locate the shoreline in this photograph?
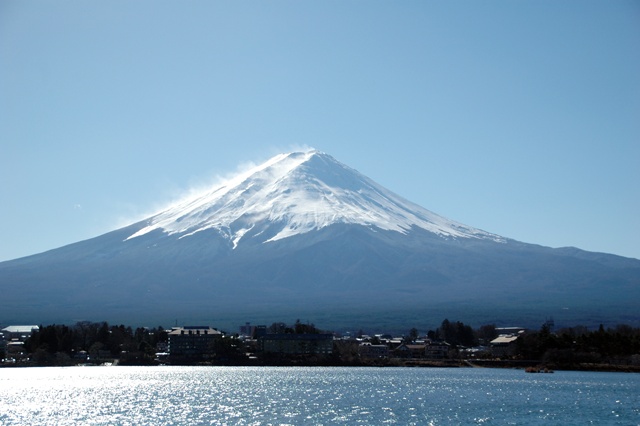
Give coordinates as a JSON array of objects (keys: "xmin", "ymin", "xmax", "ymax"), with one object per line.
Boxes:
[{"xmin": 5, "ymin": 358, "xmax": 638, "ymax": 373}]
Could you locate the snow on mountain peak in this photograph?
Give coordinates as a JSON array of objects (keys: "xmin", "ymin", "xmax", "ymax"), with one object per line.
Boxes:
[{"xmin": 126, "ymin": 150, "xmax": 505, "ymax": 246}]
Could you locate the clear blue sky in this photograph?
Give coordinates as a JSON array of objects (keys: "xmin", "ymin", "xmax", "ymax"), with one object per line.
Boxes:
[{"xmin": 1, "ymin": 1, "xmax": 639, "ymax": 261}]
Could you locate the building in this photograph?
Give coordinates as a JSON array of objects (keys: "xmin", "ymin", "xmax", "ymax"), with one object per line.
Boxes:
[
  {"xmin": 358, "ymin": 342, "xmax": 389, "ymax": 359},
  {"xmin": 394, "ymin": 343, "xmax": 427, "ymax": 358},
  {"xmin": 239, "ymin": 323, "xmax": 267, "ymax": 339},
  {"xmin": 425, "ymin": 341, "xmax": 450, "ymax": 359},
  {"xmin": 490, "ymin": 334, "xmax": 520, "ymax": 357},
  {"xmin": 260, "ymin": 334, "xmax": 333, "ymax": 355},
  {"xmin": 495, "ymin": 327, "xmax": 526, "ymax": 335},
  {"xmin": 1, "ymin": 325, "xmax": 39, "ymax": 340},
  {"xmin": 1, "ymin": 325, "xmax": 39, "ymax": 362},
  {"xmin": 168, "ymin": 326, "xmax": 223, "ymax": 361}
]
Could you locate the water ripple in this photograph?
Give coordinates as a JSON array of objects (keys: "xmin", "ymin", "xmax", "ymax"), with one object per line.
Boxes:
[{"xmin": 1, "ymin": 366, "xmax": 638, "ymax": 425}]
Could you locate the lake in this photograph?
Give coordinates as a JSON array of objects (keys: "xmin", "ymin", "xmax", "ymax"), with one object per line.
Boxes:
[{"xmin": 1, "ymin": 366, "xmax": 638, "ymax": 425}]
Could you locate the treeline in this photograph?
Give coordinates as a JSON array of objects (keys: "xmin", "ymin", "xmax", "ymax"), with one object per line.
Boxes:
[
  {"xmin": 424, "ymin": 320, "xmax": 640, "ymax": 366},
  {"xmin": 23, "ymin": 322, "xmax": 167, "ymax": 366},
  {"xmin": 267, "ymin": 320, "xmax": 322, "ymax": 335},
  {"xmin": 20, "ymin": 320, "xmax": 323, "ymax": 367},
  {"xmin": 427, "ymin": 319, "xmax": 482, "ymax": 347},
  {"xmin": 515, "ymin": 323, "xmax": 640, "ymax": 368},
  {"xmin": 12, "ymin": 319, "xmax": 640, "ymax": 369}
]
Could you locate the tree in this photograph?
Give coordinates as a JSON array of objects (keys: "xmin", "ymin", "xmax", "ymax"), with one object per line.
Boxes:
[
  {"xmin": 476, "ymin": 324, "xmax": 497, "ymax": 344},
  {"xmin": 434, "ymin": 319, "xmax": 476, "ymax": 347},
  {"xmin": 406, "ymin": 328, "xmax": 419, "ymax": 343},
  {"xmin": 294, "ymin": 320, "xmax": 319, "ymax": 334}
]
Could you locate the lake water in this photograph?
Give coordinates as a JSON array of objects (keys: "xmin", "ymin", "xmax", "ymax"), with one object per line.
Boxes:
[{"xmin": 1, "ymin": 366, "xmax": 638, "ymax": 425}]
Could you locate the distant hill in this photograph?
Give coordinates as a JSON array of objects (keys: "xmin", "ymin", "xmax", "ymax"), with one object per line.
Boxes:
[{"xmin": 1, "ymin": 150, "xmax": 638, "ymax": 332}]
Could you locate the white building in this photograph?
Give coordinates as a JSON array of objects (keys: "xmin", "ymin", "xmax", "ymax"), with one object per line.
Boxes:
[{"xmin": 2, "ymin": 325, "xmax": 39, "ymax": 341}]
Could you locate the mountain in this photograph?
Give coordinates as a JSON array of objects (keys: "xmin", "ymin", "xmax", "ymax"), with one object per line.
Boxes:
[
  {"xmin": 1, "ymin": 150, "xmax": 639, "ymax": 331},
  {"xmin": 128, "ymin": 151, "xmax": 505, "ymax": 245}
]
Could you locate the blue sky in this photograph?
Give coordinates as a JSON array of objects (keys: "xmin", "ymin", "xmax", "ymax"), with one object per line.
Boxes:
[{"xmin": 1, "ymin": 1, "xmax": 639, "ymax": 261}]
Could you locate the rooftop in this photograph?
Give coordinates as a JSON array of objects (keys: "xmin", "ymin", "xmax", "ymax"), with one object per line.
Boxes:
[{"xmin": 2, "ymin": 325, "xmax": 39, "ymax": 334}]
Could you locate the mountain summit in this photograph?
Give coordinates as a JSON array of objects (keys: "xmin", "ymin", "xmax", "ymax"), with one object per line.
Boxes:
[
  {"xmin": 128, "ymin": 150, "xmax": 504, "ymax": 247},
  {"xmin": 1, "ymin": 151, "xmax": 639, "ymax": 330}
]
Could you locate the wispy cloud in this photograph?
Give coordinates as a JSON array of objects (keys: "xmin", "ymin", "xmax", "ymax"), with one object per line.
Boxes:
[{"xmin": 109, "ymin": 146, "xmax": 316, "ymax": 231}]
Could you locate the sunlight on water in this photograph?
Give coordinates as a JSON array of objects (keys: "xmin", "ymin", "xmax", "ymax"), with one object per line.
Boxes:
[{"xmin": 1, "ymin": 366, "xmax": 638, "ymax": 425}]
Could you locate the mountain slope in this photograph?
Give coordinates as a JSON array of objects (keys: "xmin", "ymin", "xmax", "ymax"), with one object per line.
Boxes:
[
  {"xmin": 126, "ymin": 151, "xmax": 505, "ymax": 246},
  {"xmin": 1, "ymin": 150, "xmax": 638, "ymax": 331}
]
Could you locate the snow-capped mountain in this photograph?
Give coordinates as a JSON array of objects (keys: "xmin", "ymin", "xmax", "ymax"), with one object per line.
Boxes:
[
  {"xmin": 0, "ymin": 150, "xmax": 639, "ymax": 331},
  {"xmin": 127, "ymin": 150, "xmax": 504, "ymax": 247}
]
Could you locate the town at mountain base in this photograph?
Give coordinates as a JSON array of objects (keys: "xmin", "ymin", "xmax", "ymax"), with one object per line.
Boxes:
[
  {"xmin": 4, "ymin": 319, "xmax": 640, "ymax": 373},
  {"xmin": 0, "ymin": 151, "xmax": 638, "ymax": 330}
]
